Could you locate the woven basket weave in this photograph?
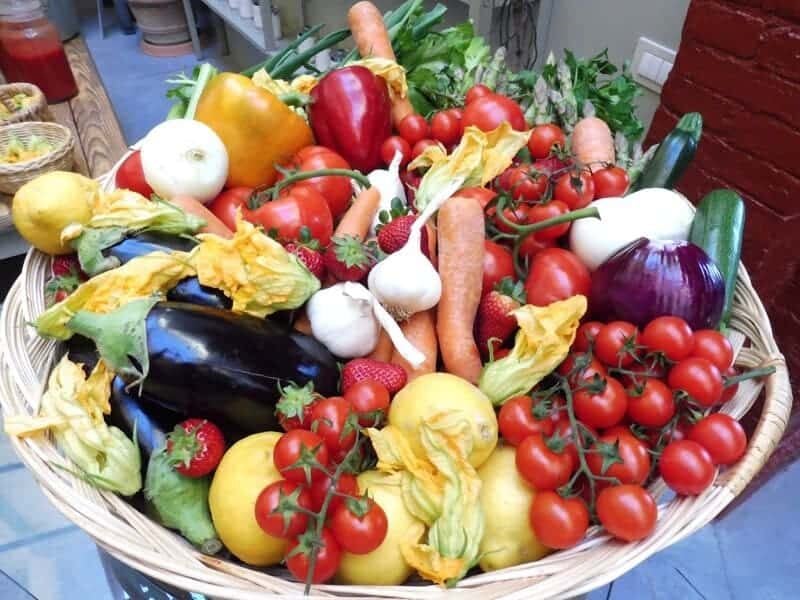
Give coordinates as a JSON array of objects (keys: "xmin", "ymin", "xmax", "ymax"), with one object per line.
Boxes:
[
  {"xmin": 0, "ymin": 83, "xmax": 52, "ymax": 125},
  {"xmin": 0, "ymin": 155, "xmax": 793, "ymax": 599},
  {"xmin": 0, "ymin": 122, "xmax": 74, "ymax": 195}
]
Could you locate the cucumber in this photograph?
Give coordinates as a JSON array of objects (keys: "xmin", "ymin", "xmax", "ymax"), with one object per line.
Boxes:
[
  {"xmin": 689, "ymin": 189, "xmax": 745, "ymax": 329},
  {"xmin": 630, "ymin": 112, "xmax": 703, "ymax": 192}
]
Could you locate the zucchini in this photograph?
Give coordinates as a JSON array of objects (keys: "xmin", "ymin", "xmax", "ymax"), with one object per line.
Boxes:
[
  {"xmin": 689, "ymin": 189, "xmax": 745, "ymax": 329},
  {"xmin": 630, "ymin": 112, "xmax": 703, "ymax": 192}
]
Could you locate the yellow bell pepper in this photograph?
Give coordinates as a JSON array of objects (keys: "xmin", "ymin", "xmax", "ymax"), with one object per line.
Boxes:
[{"xmin": 194, "ymin": 73, "xmax": 313, "ymax": 188}]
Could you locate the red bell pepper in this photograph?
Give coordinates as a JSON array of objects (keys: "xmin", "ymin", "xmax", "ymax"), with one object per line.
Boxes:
[{"xmin": 309, "ymin": 66, "xmax": 392, "ymax": 173}]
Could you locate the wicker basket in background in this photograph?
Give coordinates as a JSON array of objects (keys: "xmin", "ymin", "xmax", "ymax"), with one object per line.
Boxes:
[
  {"xmin": 0, "ymin": 83, "xmax": 52, "ymax": 125},
  {"xmin": 0, "ymin": 122, "xmax": 74, "ymax": 195}
]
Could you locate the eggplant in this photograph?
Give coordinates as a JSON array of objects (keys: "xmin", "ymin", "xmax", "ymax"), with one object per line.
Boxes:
[{"xmin": 66, "ymin": 334, "xmax": 99, "ymax": 371}]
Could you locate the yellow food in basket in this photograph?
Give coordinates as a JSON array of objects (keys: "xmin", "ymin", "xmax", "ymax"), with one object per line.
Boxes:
[
  {"xmin": 477, "ymin": 445, "xmax": 550, "ymax": 571},
  {"xmin": 208, "ymin": 432, "xmax": 287, "ymax": 566}
]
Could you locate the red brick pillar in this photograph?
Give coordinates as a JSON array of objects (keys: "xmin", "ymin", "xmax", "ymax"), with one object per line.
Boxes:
[{"xmin": 646, "ymin": 0, "xmax": 800, "ymax": 486}]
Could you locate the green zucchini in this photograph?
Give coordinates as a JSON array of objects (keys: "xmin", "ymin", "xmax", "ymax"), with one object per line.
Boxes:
[
  {"xmin": 689, "ymin": 189, "xmax": 745, "ymax": 329},
  {"xmin": 630, "ymin": 112, "xmax": 703, "ymax": 192}
]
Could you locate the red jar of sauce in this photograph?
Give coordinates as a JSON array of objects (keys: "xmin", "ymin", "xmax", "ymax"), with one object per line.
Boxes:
[{"xmin": 0, "ymin": 0, "xmax": 78, "ymax": 102}]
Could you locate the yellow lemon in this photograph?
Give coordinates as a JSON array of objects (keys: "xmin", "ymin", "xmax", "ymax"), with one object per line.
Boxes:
[
  {"xmin": 12, "ymin": 171, "xmax": 98, "ymax": 254},
  {"xmin": 208, "ymin": 432, "xmax": 287, "ymax": 566}
]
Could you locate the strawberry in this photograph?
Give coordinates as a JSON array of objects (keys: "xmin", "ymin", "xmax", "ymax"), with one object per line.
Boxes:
[
  {"xmin": 285, "ymin": 243, "xmax": 325, "ymax": 279},
  {"xmin": 166, "ymin": 418, "xmax": 226, "ymax": 478},
  {"xmin": 275, "ymin": 381, "xmax": 320, "ymax": 431},
  {"xmin": 324, "ymin": 235, "xmax": 378, "ymax": 282},
  {"xmin": 341, "ymin": 358, "xmax": 407, "ymax": 395},
  {"xmin": 377, "ymin": 215, "xmax": 431, "ymax": 256},
  {"xmin": 476, "ymin": 277, "xmax": 526, "ymax": 358},
  {"xmin": 51, "ymin": 254, "xmax": 84, "ymax": 278}
]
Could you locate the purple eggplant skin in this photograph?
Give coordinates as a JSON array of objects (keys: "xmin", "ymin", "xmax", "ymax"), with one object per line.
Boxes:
[{"xmin": 125, "ymin": 302, "xmax": 339, "ymax": 434}]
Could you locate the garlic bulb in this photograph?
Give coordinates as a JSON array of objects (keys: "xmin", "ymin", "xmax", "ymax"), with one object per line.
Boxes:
[
  {"xmin": 368, "ymin": 150, "xmax": 406, "ymax": 237},
  {"xmin": 306, "ymin": 283, "xmax": 380, "ymax": 358}
]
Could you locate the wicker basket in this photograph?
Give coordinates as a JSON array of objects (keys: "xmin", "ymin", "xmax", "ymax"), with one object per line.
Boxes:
[
  {"xmin": 0, "ymin": 159, "xmax": 792, "ymax": 599},
  {"xmin": 0, "ymin": 83, "xmax": 52, "ymax": 125},
  {"xmin": 0, "ymin": 122, "xmax": 74, "ymax": 195}
]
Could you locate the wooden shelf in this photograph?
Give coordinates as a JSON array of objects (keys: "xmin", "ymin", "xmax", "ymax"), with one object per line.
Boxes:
[{"xmin": 196, "ymin": 0, "xmax": 287, "ymax": 53}]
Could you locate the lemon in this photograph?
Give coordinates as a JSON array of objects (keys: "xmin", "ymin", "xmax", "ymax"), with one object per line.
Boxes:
[
  {"xmin": 12, "ymin": 171, "xmax": 98, "ymax": 254},
  {"xmin": 477, "ymin": 445, "xmax": 550, "ymax": 571},
  {"xmin": 208, "ymin": 432, "xmax": 287, "ymax": 566},
  {"xmin": 388, "ymin": 372, "xmax": 498, "ymax": 468},
  {"xmin": 336, "ymin": 471, "xmax": 425, "ymax": 585}
]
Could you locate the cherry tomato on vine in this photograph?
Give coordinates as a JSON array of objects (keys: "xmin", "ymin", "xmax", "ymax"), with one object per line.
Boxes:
[
  {"xmin": 499, "ymin": 166, "xmax": 548, "ymax": 203},
  {"xmin": 594, "ymin": 321, "xmax": 639, "ymax": 367},
  {"xmin": 492, "ymin": 203, "xmax": 528, "ymax": 234},
  {"xmin": 245, "ymin": 183, "xmax": 334, "ymax": 246},
  {"xmin": 310, "ymin": 397, "xmax": 356, "ymax": 458},
  {"xmin": 691, "ymin": 330, "xmax": 734, "ymax": 371},
  {"xmin": 618, "ymin": 361, "xmax": 667, "ymax": 388},
  {"xmin": 431, "ymin": 110, "xmax": 462, "ymax": 146},
  {"xmin": 274, "ymin": 429, "xmax": 330, "ymax": 484},
  {"xmin": 558, "ymin": 353, "xmax": 608, "ymax": 385},
  {"xmin": 688, "ymin": 413, "xmax": 747, "ymax": 466},
  {"xmin": 448, "ymin": 107, "xmax": 464, "ymax": 122},
  {"xmin": 462, "ymin": 94, "xmax": 526, "ymax": 132},
  {"xmin": 209, "ymin": 187, "xmax": 253, "ymax": 231},
  {"xmin": 591, "ymin": 166, "xmax": 629, "ymax": 198},
  {"xmin": 721, "ymin": 366, "xmax": 738, "ymax": 403},
  {"xmin": 640, "ymin": 316, "xmax": 694, "ymax": 361},
  {"xmin": 458, "ymin": 186, "xmax": 497, "ymax": 210},
  {"xmin": 309, "ymin": 472, "xmax": 359, "ymax": 513},
  {"xmin": 553, "ymin": 171, "xmax": 595, "ymax": 209},
  {"xmin": 525, "ymin": 248, "xmax": 591, "ymax": 306},
  {"xmin": 498, "ymin": 395, "xmax": 555, "ymax": 446},
  {"xmin": 668, "ymin": 357, "xmax": 723, "ymax": 407},
  {"xmin": 529, "ymin": 491, "xmax": 589, "ymax": 549},
  {"xmin": 596, "ymin": 484, "xmax": 657, "ymax": 541},
  {"xmin": 587, "ymin": 430, "xmax": 651, "ymax": 485},
  {"xmin": 574, "ymin": 321, "xmax": 604, "ymax": 353},
  {"xmin": 660, "ymin": 440, "xmax": 716, "ymax": 495},
  {"xmin": 515, "ymin": 433, "xmax": 576, "ymax": 490},
  {"xmin": 254, "ymin": 480, "xmax": 313, "ymax": 538},
  {"xmin": 284, "ymin": 146, "xmax": 354, "ymax": 220},
  {"xmin": 482, "ymin": 240, "xmax": 515, "ymax": 293},
  {"xmin": 286, "ymin": 528, "xmax": 341, "ymax": 584},
  {"xmin": 626, "ymin": 378, "xmax": 675, "ymax": 428},
  {"xmin": 411, "ymin": 138, "xmax": 439, "ymax": 160},
  {"xmin": 397, "ymin": 114, "xmax": 429, "ymax": 145},
  {"xmin": 465, "ymin": 83, "xmax": 493, "ymax": 105},
  {"xmin": 528, "ymin": 124, "xmax": 567, "ymax": 159},
  {"xmin": 344, "ymin": 380, "xmax": 391, "ymax": 427},
  {"xmin": 573, "ymin": 377, "xmax": 628, "ymax": 430},
  {"xmin": 380, "ymin": 136, "xmax": 411, "ymax": 167},
  {"xmin": 329, "ymin": 497, "xmax": 388, "ymax": 555},
  {"xmin": 552, "ymin": 416, "xmax": 597, "ymax": 467},
  {"xmin": 527, "ymin": 200, "xmax": 570, "ymax": 241},
  {"xmin": 518, "ymin": 234, "xmax": 555, "ymax": 261}
]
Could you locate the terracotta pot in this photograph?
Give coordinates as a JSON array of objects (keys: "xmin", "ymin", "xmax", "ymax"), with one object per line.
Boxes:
[{"xmin": 128, "ymin": 0, "xmax": 190, "ymax": 46}]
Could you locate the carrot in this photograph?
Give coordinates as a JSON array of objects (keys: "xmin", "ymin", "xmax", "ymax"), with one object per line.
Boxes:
[
  {"xmin": 425, "ymin": 222, "xmax": 437, "ymax": 269},
  {"xmin": 334, "ymin": 186, "xmax": 381, "ymax": 240},
  {"xmin": 392, "ymin": 310, "xmax": 437, "ymax": 380},
  {"xmin": 170, "ymin": 195, "xmax": 233, "ymax": 239},
  {"xmin": 293, "ymin": 309, "xmax": 312, "ymax": 335},
  {"xmin": 436, "ymin": 195, "xmax": 485, "ymax": 384},
  {"xmin": 368, "ymin": 329, "xmax": 394, "ymax": 362},
  {"xmin": 571, "ymin": 116, "xmax": 615, "ymax": 170},
  {"xmin": 347, "ymin": 1, "xmax": 416, "ymax": 128}
]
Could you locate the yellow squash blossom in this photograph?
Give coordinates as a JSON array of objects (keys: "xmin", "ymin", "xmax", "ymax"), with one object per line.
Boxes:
[{"xmin": 479, "ymin": 295, "xmax": 588, "ymax": 405}]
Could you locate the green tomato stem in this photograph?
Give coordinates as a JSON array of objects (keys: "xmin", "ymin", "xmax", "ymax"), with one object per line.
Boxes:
[
  {"xmin": 269, "ymin": 167, "xmax": 371, "ymax": 201},
  {"xmin": 723, "ymin": 365, "xmax": 776, "ymax": 387}
]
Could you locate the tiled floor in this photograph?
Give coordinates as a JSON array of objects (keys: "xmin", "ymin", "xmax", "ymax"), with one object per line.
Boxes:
[{"xmin": 0, "ymin": 9, "xmax": 798, "ymax": 600}]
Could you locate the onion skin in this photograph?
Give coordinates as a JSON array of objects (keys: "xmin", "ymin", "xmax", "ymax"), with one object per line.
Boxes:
[{"xmin": 590, "ymin": 238, "xmax": 725, "ymax": 330}]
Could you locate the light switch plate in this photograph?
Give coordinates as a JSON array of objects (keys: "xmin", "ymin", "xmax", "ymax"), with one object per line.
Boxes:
[{"xmin": 632, "ymin": 37, "xmax": 677, "ymax": 93}]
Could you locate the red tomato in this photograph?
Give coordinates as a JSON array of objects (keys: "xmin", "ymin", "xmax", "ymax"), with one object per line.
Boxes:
[
  {"xmin": 309, "ymin": 472, "xmax": 359, "ymax": 513},
  {"xmin": 591, "ymin": 166, "xmax": 630, "ymax": 198},
  {"xmin": 209, "ymin": 187, "xmax": 253, "ymax": 231},
  {"xmin": 659, "ymin": 440, "xmax": 716, "ymax": 495},
  {"xmin": 310, "ymin": 397, "xmax": 356, "ymax": 458},
  {"xmin": 344, "ymin": 380, "xmax": 391, "ymax": 427},
  {"xmin": 286, "ymin": 528, "xmax": 341, "ymax": 584},
  {"xmin": 528, "ymin": 124, "xmax": 566, "ymax": 159},
  {"xmin": 465, "ymin": 83, "xmax": 493, "ymax": 105},
  {"xmin": 492, "ymin": 203, "xmax": 528, "ymax": 234},
  {"xmin": 527, "ymin": 200, "xmax": 570, "ymax": 241},
  {"xmin": 574, "ymin": 321, "xmax": 604, "ymax": 353},
  {"xmin": 400, "ymin": 169, "xmax": 421, "ymax": 206},
  {"xmin": 525, "ymin": 248, "xmax": 591, "ymax": 306},
  {"xmin": 498, "ymin": 166, "xmax": 548, "ymax": 203},
  {"xmin": 691, "ymin": 330, "xmax": 734, "ymax": 371},
  {"xmin": 518, "ymin": 234, "xmax": 555, "ymax": 261},
  {"xmin": 641, "ymin": 316, "xmax": 694, "ymax": 361},
  {"xmin": 458, "ymin": 186, "xmax": 497, "ymax": 210},
  {"xmin": 498, "ymin": 395, "xmax": 555, "ymax": 446},
  {"xmin": 596, "ymin": 484, "xmax": 657, "ymax": 541},
  {"xmin": 574, "ymin": 377, "xmax": 628, "ymax": 430},
  {"xmin": 688, "ymin": 413, "xmax": 747, "ymax": 466},
  {"xmin": 529, "ymin": 491, "xmax": 589, "ymax": 549},
  {"xmin": 411, "ymin": 138, "xmax": 440, "ymax": 160},
  {"xmin": 380, "ymin": 136, "xmax": 411, "ymax": 167},
  {"xmin": 431, "ymin": 110, "xmax": 462, "ymax": 146},
  {"xmin": 397, "ymin": 114, "xmax": 429, "ymax": 146},
  {"xmin": 558, "ymin": 353, "xmax": 608, "ymax": 385},
  {"xmin": 462, "ymin": 94, "xmax": 526, "ymax": 132},
  {"xmin": 254, "ymin": 480, "xmax": 313, "ymax": 538},
  {"xmin": 482, "ymin": 240, "xmax": 515, "ymax": 294},
  {"xmin": 668, "ymin": 357, "xmax": 723, "ymax": 407},
  {"xmin": 587, "ymin": 431, "xmax": 651, "ymax": 485},
  {"xmin": 245, "ymin": 184, "xmax": 333, "ymax": 246},
  {"xmin": 329, "ymin": 497, "xmax": 388, "ymax": 554},
  {"xmin": 274, "ymin": 430, "xmax": 330, "ymax": 484},
  {"xmin": 554, "ymin": 171, "xmax": 595, "ymax": 209},
  {"xmin": 448, "ymin": 107, "xmax": 464, "ymax": 121},
  {"xmin": 594, "ymin": 321, "xmax": 639, "ymax": 367},
  {"xmin": 515, "ymin": 433, "xmax": 576, "ymax": 490},
  {"xmin": 115, "ymin": 150, "xmax": 153, "ymax": 197},
  {"xmin": 626, "ymin": 379, "xmax": 675, "ymax": 428},
  {"xmin": 285, "ymin": 146, "xmax": 353, "ymax": 219}
]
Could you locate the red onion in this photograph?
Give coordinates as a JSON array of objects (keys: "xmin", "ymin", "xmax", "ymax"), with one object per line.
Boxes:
[{"xmin": 590, "ymin": 238, "xmax": 725, "ymax": 330}]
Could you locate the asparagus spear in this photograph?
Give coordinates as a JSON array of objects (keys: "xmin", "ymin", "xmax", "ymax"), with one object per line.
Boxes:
[
  {"xmin": 556, "ymin": 59, "xmax": 579, "ymax": 131},
  {"xmin": 524, "ymin": 74, "xmax": 553, "ymax": 125},
  {"xmin": 482, "ymin": 47, "xmax": 507, "ymax": 90}
]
